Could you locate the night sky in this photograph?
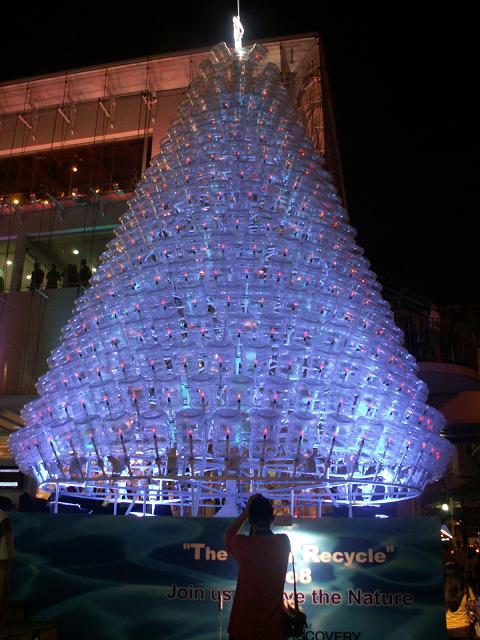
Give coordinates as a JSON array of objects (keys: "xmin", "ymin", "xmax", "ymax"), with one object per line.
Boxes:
[{"xmin": 0, "ymin": 3, "xmax": 474, "ymax": 304}]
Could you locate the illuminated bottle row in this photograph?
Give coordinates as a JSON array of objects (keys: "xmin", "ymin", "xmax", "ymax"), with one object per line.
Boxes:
[{"xmin": 9, "ymin": 42, "xmax": 453, "ymax": 509}]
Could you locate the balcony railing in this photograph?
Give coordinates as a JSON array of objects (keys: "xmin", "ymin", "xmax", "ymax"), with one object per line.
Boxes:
[
  {"xmin": 381, "ymin": 280, "xmax": 480, "ymax": 371},
  {"xmin": 393, "ymin": 307, "xmax": 478, "ymax": 369}
]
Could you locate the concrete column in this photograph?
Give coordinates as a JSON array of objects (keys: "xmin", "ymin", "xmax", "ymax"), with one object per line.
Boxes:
[{"xmin": 10, "ymin": 228, "xmax": 26, "ymax": 292}]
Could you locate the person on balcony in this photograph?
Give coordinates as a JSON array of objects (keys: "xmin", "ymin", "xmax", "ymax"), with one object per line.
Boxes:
[
  {"xmin": 45, "ymin": 263, "xmax": 61, "ymax": 289},
  {"xmin": 79, "ymin": 259, "xmax": 92, "ymax": 287},
  {"xmin": 63, "ymin": 264, "xmax": 80, "ymax": 287},
  {"xmin": 427, "ymin": 303, "xmax": 443, "ymax": 361},
  {"xmin": 29, "ymin": 262, "xmax": 44, "ymax": 290}
]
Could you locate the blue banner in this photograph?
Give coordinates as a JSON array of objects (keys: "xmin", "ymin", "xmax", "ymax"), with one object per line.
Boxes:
[{"xmin": 10, "ymin": 514, "xmax": 446, "ymax": 639}]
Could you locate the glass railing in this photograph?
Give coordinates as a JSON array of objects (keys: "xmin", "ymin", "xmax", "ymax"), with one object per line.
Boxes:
[{"xmin": 393, "ymin": 307, "xmax": 478, "ymax": 369}]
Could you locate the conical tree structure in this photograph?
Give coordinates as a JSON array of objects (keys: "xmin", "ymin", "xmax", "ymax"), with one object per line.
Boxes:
[{"xmin": 10, "ymin": 43, "xmax": 453, "ymax": 510}]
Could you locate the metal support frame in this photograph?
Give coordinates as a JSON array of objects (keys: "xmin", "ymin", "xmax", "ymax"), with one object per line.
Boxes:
[
  {"xmin": 45, "ymin": 192, "xmax": 66, "ymax": 222},
  {"xmin": 42, "ymin": 471, "xmax": 420, "ymax": 518},
  {"xmin": 88, "ymin": 187, "xmax": 106, "ymax": 216}
]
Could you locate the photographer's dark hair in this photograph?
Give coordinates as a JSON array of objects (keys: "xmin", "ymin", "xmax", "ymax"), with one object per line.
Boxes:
[{"xmin": 248, "ymin": 495, "xmax": 274, "ymax": 527}]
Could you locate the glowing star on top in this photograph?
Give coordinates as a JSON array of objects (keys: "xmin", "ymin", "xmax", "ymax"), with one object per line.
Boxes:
[
  {"xmin": 233, "ymin": 15, "xmax": 244, "ymax": 50},
  {"xmin": 9, "ymin": 40, "xmax": 454, "ymax": 515}
]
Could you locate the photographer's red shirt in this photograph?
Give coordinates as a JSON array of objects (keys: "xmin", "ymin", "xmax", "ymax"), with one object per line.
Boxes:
[{"xmin": 225, "ymin": 532, "xmax": 290, "ymax": 640}]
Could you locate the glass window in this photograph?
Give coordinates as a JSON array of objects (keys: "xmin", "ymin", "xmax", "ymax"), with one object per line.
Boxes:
[
  {"xmin": 0, "ymin": 137, "xmax": 151, "ymax": 207},
  {"xmin": 21, "ymin": 228, "xmax": 114, "ymax": 291}
]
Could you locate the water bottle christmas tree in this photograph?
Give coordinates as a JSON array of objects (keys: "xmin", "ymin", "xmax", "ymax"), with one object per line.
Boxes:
[{"xmin": 10, "ymin": 32, "xmax": 453, "ymax": 513}]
